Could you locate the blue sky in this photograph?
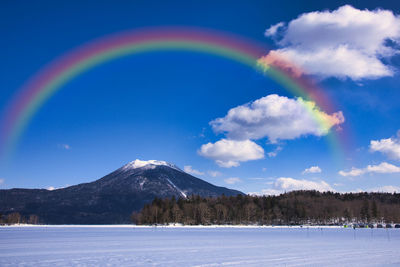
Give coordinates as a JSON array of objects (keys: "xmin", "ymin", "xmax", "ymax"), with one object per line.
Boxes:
[{"xmin": 1, "ymin": 0, "xmax": 400, "ymax": 194}]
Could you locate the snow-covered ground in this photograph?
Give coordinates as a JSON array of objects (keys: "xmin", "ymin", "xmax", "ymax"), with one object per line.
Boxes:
[{"xmin": 0, "ymin": 226, "xmax": 399, "ymax": 266}]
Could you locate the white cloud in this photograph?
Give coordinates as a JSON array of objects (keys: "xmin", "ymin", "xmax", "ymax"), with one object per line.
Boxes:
[
  {"xmin": 367, "ymin": 162, "xmax": 400, "ymax": 173},
  {"xmin": 250, "ymin": 177, "xmax": 333, "ymax": 195},
  {"xmin": 339, "ymin": 162, "xmax": 400, "ymax": 177},
  {"xmin": 302, "ymin": 166, "xmax": 322, "ymax": 174},
  {"xmin": 262, "ymin": 5, "xmax": 400, "ymax": 80},
  {"xmin": 252, "ymin": 185, "xmax": 400, "ymax": 195},
  {"xmin": 267, "ymin": 146, "xmax": 282, "ymax": 158},
  {"xmin": 275, "ymin": 177, "xmax": 333, "ymax": 192},
  {"xmin": 265, "ymin": 22, "xmax": 285, "ymax": 37},
  {"xmin": 338, "ymin": 167, "xmax": 365, "ymax": 177},
  {"xmin": 184, "ymin": 165, "xmax": 204, "ymax": 176},
  {"xmin": 248, "ymin": 177, "xmax": 268, "ymax": 181},
  {"xmin": 208, "ymin": 170, "xmax": 222, "ymax": 177},
  {"xmin": 203, "ymin": 94, "xmax": 343, "ymax": 166},
  {"xmin": 370, "ymin": 131, "xmax": 400, "ymax": 160},
  {"xmin": 198, "ymin": 139, "xmax": 264, "ymax": 168},
  {"xmin": 210, "ymin": 94, "xmax": 344, "ymax": 143},
  {"xmin": 0, "ymin": 178, "xmax": 4, "ymax": 185},
  {"xmin": 250, "ymin": 188, "xmax": 283, "ymax": 196},
  {"xmin": 369, "ymin": 185, "xmax": 400, "ymax": 193},
  {"xmin": 224, "ymin": 177, "xmax": 241, "ymax": 185}
]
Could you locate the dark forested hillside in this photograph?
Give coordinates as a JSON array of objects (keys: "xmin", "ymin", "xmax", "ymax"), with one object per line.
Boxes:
[{"xmin": 132, "ymin": 191, "xmax": 400, "ymax": 225}]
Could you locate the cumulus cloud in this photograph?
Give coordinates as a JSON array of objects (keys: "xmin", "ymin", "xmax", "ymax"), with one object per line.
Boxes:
[
  {"xmin": 370, "ymin": 131, "xmax": 400, "ymax": 160},
  {"xmin": 339, "ymin": 162, "xmax": 400, "ymax": 177},
  {"xmin": 208, "ymin": 170, "xmax": 222, "ymax": 177},
  {"xmin": 0, "ymin": 178, "xmax": 4, "ymax": 185},
  {"xmin": 302, "ymin": 166, "xmax": 322, "ymax": 174},
  {"xmin": 250, "ymin": 177, "xmax": 333, "ymax": 195},
  {"xmin": 201, "ymin": 94, "xmax": 344, "ymax": 166},
  {"xmin": 262, "ymin": 5, "xmax": 400, "ymax": 80},
  {"xmin": 184, "ymin": 165, "xmax": 204, "ymax": 176},
  {"xmin": 210, "ymin": 94, "xmax": 344, "ymax": 143},
  {"xmin": 224, "ymin": 177, "xmax": 241, "ymax": 185},
  {"xmin": 198, "ymin": 139, "xmax": 264, "ymax": 167}
]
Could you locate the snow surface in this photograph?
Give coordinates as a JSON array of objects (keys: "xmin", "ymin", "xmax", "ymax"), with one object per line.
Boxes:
[
  {"xmin": 1, "ymin": 226, "xmax": 399, "ymax": 266},
  {"xmin": 121, "ymin": 159, "xmax": 182, "ymax": 172}
]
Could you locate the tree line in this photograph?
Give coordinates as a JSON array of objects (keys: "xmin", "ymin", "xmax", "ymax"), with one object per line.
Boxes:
[{"xmin": 131, "ymin": 191, "xmax": 400, "ymax": 225}]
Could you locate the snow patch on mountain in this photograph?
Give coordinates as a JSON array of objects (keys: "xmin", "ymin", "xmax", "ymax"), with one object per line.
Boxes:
[
  {"xmin": 166, "ymin": 178, "xmax": 187, "ymax": 198},
  {"xmin": 122, "ymin": 159, "xmax": 183, "ymax": 172},
  {"xmin": 139, "ymin": 179, "xmax": 146, "ymax": 190}
]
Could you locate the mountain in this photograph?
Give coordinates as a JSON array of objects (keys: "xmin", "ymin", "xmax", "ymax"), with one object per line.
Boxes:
[{"xmin": 0, "ymin": 160, "xmax": 243, "ymax": 224}]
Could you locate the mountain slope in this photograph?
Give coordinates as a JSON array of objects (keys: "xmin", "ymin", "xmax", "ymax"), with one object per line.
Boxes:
[{"xmin": 0, "ymin": 160, "xmax": 243, "ymax": 224}]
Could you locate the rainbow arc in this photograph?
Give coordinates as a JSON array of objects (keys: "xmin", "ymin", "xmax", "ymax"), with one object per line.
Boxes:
[{"xmin": 0, "ymin": 27, "xmax": 345, "ymax": 164}]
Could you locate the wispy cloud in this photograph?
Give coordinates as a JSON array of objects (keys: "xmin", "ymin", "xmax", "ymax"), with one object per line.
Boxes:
[
  {"xmin": 183, "ymin": 165, "xmax": 204, "ymax": 176},
  {"xmin": 248, "ymin": 177, "xmax": 268, "ymax": 181},
  {"xmin": 224, "ymin": 177, "xmax": 242, "ymax": 185},
  {"xmin": 207, "ymin": 170, "xmax": 222, "ymax": 177},
  {"xmin": 267, "ymin": 146, "xmax": 282, "ymax": 158},
  {"xmin": 58, "ymin": 144, "xmax": 71, "ymax": 150},
  {"xmin": 264, "ymin": 22, "xmax": 284, "ymax": 37}
]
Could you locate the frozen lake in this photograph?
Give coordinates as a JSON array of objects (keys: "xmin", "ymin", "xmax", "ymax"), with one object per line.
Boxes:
[{"xmin": 0, "ymin": 226, "xmax": 399, "ymax": 266}]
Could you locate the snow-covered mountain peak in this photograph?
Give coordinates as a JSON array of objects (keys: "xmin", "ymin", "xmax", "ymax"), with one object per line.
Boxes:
[{"xmin": 121, "ymin": 159, "xmax": 182, "ymax": 172}]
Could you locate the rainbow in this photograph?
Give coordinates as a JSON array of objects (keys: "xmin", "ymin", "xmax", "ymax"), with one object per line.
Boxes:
[{"xmin": 0, "ymin": 27, "xmax": 345, "ymax": 164}]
